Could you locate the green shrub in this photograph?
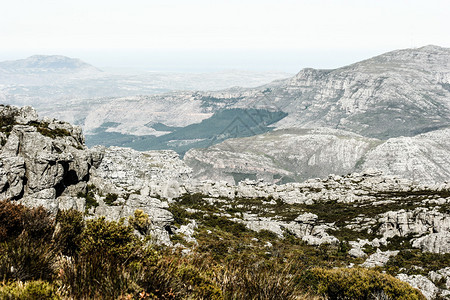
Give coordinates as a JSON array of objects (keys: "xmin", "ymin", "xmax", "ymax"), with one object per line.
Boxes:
[
  {"xmin": 0, "ymin": 108, "xmax": 17, "ymax": 135},
  {"xmin": 0, "ymin": 202, "xmax": 57, "ymax": 282},
  {"xmin": 138, "ymin": 254, "xmax": 223, "ymax": 300},
  {"xmin": 301, "ymin": 267, "xmax": 426, "ymax": 300},
  {"xmin": 129, "ymin": 209, "xmax": 150, "ymax": 235},
  {"xmin": 104, "ymin": 193, "xmax": 118, "ymax": 206},
  {"xmin": 59, "ymin": 217, "xmax": 155, "ymax": 299},
  {"xmin": 79, "ymin": 217, "xmax": 139, "ymax": 261},
  {"xmin": 385, "ymin": 249, "xmax": 450, "ymax": 276},
  {"xmin": 28, "ymin": 121, "xmax": 71, "ymax": 139},
  {"xmin": 59, "ymin": 252, "xmax": 141, "ymax": 299},
  {"xmin": 219, "ymin": 259, "xmax": 303, "ymax": 300},
  {"xmin": 167, "ymin": 204, "xmax": 190, "ymax": 226},
  {"xmin": 77, "ymin": 185, "xmax": 99, "ymax": 212},
  {"xmin": 21, "ymin": 206, "xmax": 54, "ymax": 241},
  {"xmin": 0, "ymin": 280, "xmax": 60, "ymax": 300},
  {"xmin": 54, "ymin": 209, "xmax": 84, "ymax": 256}
]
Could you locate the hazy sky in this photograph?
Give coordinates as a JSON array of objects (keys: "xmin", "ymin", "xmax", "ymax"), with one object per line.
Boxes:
[{"xmin": 1, "ymin": 0, "xmax": 449, "ymax": 72}]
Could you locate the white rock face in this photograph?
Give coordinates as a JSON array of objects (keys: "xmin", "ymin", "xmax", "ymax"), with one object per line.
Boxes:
[
  {"xmin": 0, "ymin": 105, "xmax": 102, "ymax": 207},
  {"xmin": 185, "ymin": 127, "xmax": 379, "ymax": 184},
  {"xmin": 242, "ymin": 212, "xmax": 338, "ymax": 246},
  {"xmin": 396, "ymin": 274, "xmax": 440, "ymax": 300},
  {"xmin": 361, "ymin": 128, "xmax": 450, "ymax": 184},
  {"xmin": 378, "ymin": 208, "xmax": 450, "ymax": 238},
  {"xmin": 429, "ymin": 267, "xmax": 450, "ymax": 290},
  {"xmin": 91, "ymin": 146, "xmax": 192, "ymax": 197},
  {"xmin": 412, "ymin": 233, "xmax": 450, "ymax": 254},
  {"xmin": 180, "ymin": 46, "xmax": 450, "ymax": 185},
  {"xmin": 185, "ymin": 126, "xmax": 450, "ymax": 185},
  {"xmin": 270, "ymin": 45, "xmax": 450, "ymax": 139},
  {"xmin": 361, "ymin": 249, "xmax": 399, "ymax": 268}
]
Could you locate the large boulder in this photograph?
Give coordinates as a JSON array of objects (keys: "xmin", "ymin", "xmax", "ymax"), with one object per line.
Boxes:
[{"xmin": 0, "ymin": 105, "xmax": 102, "ymax": 211}]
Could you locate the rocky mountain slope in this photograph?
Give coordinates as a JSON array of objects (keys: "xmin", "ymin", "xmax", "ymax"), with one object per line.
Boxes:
[
  {"xmin": 185, "ymin": 126, "xmax": 450, "ymax": 185},
  {"xmin": 7, "ymin": 46, "xmax": 449, "ymax": 183},
  {"xmin": 62, "ymin": 45, "xmax": 450, "ymax": 139},
  {"xmin": 232, "ymin": 45, "xmax": 450, "ymax": 139},
  {"xmin": 183, "ymin": 45, "xmax": 450, "ymax": 184},
  {"xmin": 2, "ymin": 105, "xmax": 450, "ymax": 298}
]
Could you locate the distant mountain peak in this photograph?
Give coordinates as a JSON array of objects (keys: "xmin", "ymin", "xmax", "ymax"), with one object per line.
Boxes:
[{"xmin": 0, "ymin": 55, "xmax": 102, "ymax": 73}]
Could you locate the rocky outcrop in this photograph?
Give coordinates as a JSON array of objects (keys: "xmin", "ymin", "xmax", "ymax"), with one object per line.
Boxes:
[
  {"xmin": 377, "ymin": 208, "xmax": 450, "ymax": 238},
  {"xmin": 92, "ymin": 193, "xmax": 174, "ymax": 245},
  {"xmin": 396, "ymin": 274, "xmax": 445, "ymax": 300},
  {"xmin": 361, "ymin": 249, "xmax": 399, "ymax": 268},
  {"xmin": 0, "ymin": 105, "xmax": 102, "ymax": 212},
  {"xmin": 11, "ymin": 46, "xmax": 449, "ymax": 187},
  {"xmin": 179, "ymin": 46, "xmax": 450, "ymax": 185},
  {"xmin": 243, "ymin": 212, "xmax": 338, "ymax": 245},
  {"xmin": 0, "ymin": 105, "xmax": 176, "ymax": 243},
  {"xmin": 89, "ymin": 146, "xmax": 192, "ymax": 197},
  {"xmin": 412, "ymin": 233, "xmax": 450, "ymax": 254},
  {"xmin": 360, "ymin": 128, "xmax": 450, "ymax": 184}
]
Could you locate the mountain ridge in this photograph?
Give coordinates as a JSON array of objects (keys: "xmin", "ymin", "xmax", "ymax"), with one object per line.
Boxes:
[{"xmin": 0, "ymin": 54, "xmax": 102, "ymax": 73}]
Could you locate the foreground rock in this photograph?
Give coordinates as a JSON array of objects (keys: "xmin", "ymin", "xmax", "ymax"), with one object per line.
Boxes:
[
  {"xmin": 0, "ymin": 105, "xmax": 175, "ymax": 243},
  {"xmin": 0, "ymin": 105, "xmax": 102, "ymax": 210}
]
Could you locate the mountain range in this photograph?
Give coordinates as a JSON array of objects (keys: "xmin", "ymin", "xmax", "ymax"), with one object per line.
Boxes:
[
  {"xmin": 0, "ymin": 55, "xmax": 291, "ymax": 106},
  {"xmin": 2, "ymin": 46, "xmax": 450, "ymax": 184}
]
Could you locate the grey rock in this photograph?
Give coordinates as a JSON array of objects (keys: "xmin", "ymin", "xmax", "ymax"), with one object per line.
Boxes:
[
  {"xmin": 377, "ymin": 208, "xmax": 450, "ymax": 240},
  {"xmin": 361, "ymin": 249, "xmax": 399, "ymax": 268},
  {"xmin": 396, "ymin": 274, "xmax": 440, "ymax": 300},
  {"xmin": 177, "ymin": 220, "xmax": 198, "ymax": 244},
  {"xmin": 91, "ymin": 146, "xmax": 191, "ymax": 196},
  {"xmin": 429, "ymin": 267, "xmax": 450, "ymax": 290},
  {"xmin": 92, "ymin": 194, "xmax": 174, "ymax": 246},
  {"xmin": 243, "ymin": 212, "xmax": 338, "ymax": 246},
  {"xmin": 412, "ymin": 233, "xmax": 450, "ymax": 254},
  {"xmin": 0, "ymin": 105, "xmax": 97, "ymax": 204}
]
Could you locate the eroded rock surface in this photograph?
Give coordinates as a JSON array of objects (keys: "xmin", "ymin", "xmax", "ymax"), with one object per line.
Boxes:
[{"xmin": 0, "ymin": 105, "xmax": 102, "ymax": 207}]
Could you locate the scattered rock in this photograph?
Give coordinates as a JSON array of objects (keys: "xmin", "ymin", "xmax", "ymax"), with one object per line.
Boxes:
[{"xmin": 361, "ymin": 249, "xmax": 399, "ymax": 268}]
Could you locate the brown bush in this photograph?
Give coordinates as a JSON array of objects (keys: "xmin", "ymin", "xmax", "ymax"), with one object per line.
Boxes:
[{"xmin": 0, "ymin": 200, "xmax": 26, "ymax": 241}]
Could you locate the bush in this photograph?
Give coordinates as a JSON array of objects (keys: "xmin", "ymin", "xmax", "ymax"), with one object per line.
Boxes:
[
  {"xmin": 0, "ymin": 280, "xmax": 60, "ymax": 300},
  {"xmin": 301, "ymin": 267, "xmax": 426, "ymax": 300},
  {"xmin": 79, "ymin": 217, "xmax": 139, "ymax": 261},
  {"xmin": 0, "ymin": 108, "xmax": 17, "ymax": 135},
  {"xmin": 59, "ymin": 217, "xmax": 156, "ymax": 299},
  {"xmin": 28, "ymin": 121, "xmax": 71, "ymax": 139},
  {"xmin": 219, "ymin": 259, "xmax": 304, "ymax": 300},
  {"xmin": 0, "ymin": 200, "xmax": 26, "ymax": 242},
  {"xmin": 129, "ymin": 209, "xmax": 151, "ymax": 235},
  {"xmin": 104, "ymin": 193, "xmax": 118, "ymax": 206},
  {"xmin": 0, "ymin": 201, "xmax": 57, "ymax": 282},
  {"xmin": 21, "ymin": 206, "xmax": 54, "ymax": 241},
  {"xmin": 138, "ymin": 253, "xmax": 223, "ymax": 300},
  {"xmin": 54, "ymin": 209, "xmax": 84, "ymax": 256},
  {"xmin": 0, "ymin": 234, "xmax": 57, "ymax": 281}
]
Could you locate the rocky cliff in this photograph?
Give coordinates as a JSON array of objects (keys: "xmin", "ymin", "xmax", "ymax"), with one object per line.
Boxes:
[{"xmin": 0, "ymin": 105, "xmax": 101, "ymax": 208}]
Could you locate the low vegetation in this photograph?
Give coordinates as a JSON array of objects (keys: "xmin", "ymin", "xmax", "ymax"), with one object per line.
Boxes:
[{"xmin": 0, "ymin": 199, "xmax": 427, "ymax": 299}]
